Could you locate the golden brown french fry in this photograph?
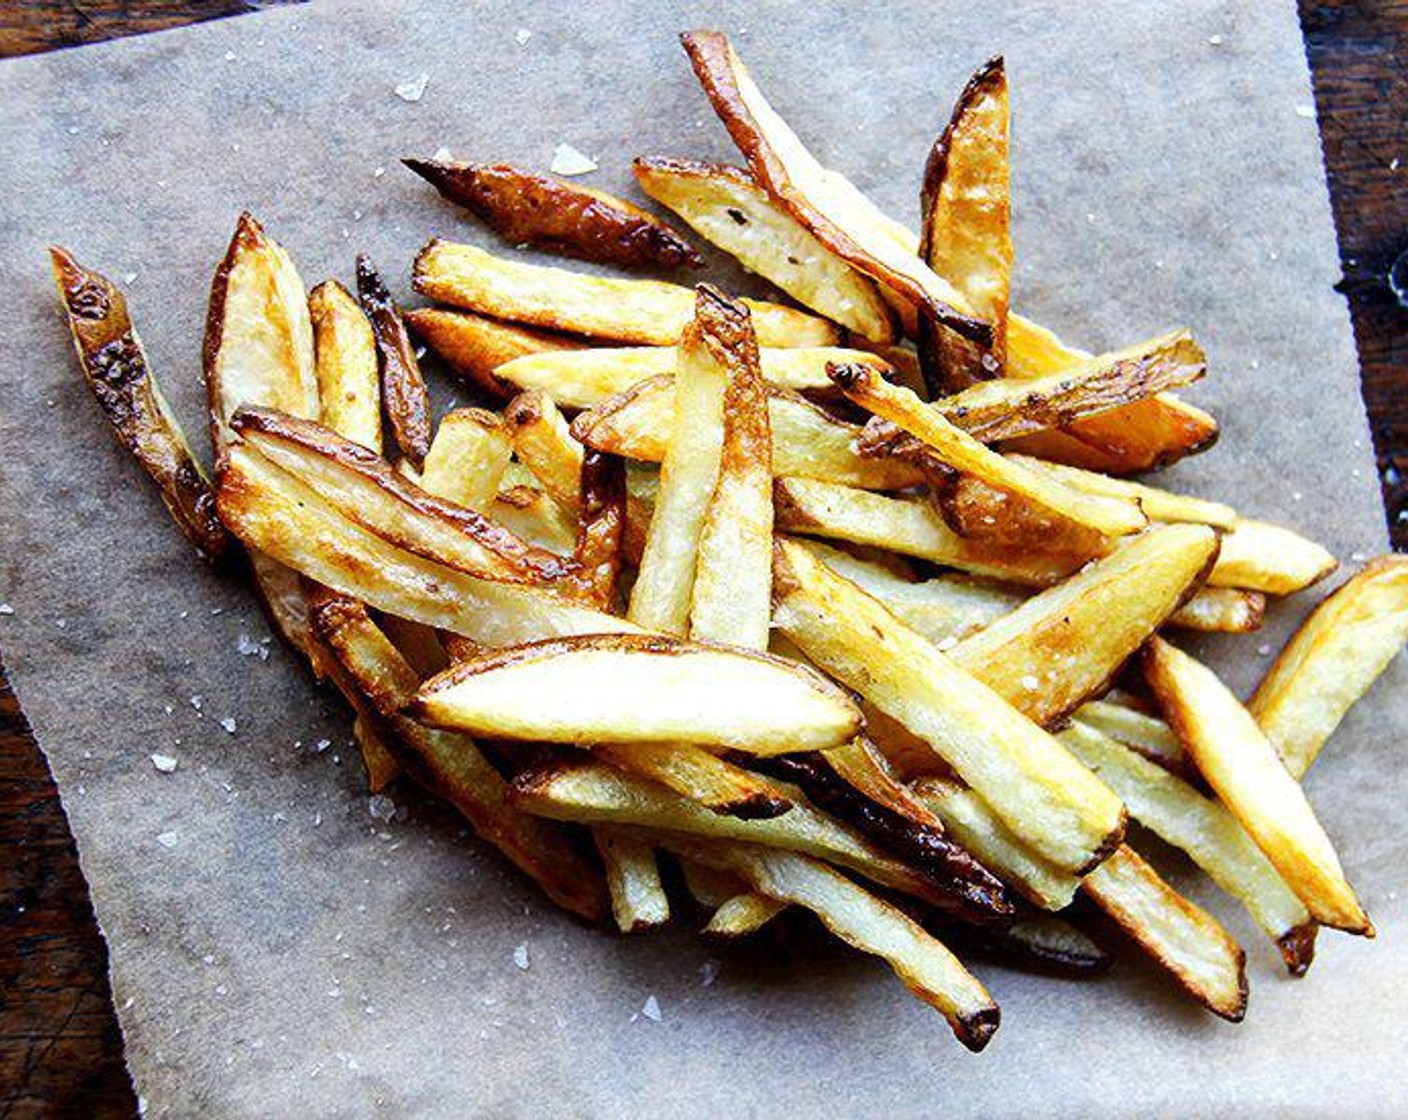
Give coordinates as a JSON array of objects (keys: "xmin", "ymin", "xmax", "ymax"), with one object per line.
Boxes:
[
  {"xmin": 231, "ymin": 407, "xmax": 575, "ymax": 586},
  {"xmin": 1004, "ymin": 454, "xmax": 1236, "ymax": 528},
  {"xmin": 1061, "ymin": 720, "xmax": 1317, "ymax": 975},
  {"xmin": 351, "ymin": 714, "xmax": 401, "ymax": 794},
  {"xmin": 703, "ymin": 892, "xmax": 788, "ymax": 937},
  {"xmin": 926, "ymin": 473, "xmax": 1113, "ymax": 557},
  {"xmin": 919, "ymin": 55, "xmax": 1011, "ymax": 388},
  {"xmin": 1144, "ymin": 638, "xmax": 1371, "ymax": 935},
  {"xmin": 689, "ymin": 297, "xmax": 772, "ymax": 649},
  {"xmin": 494, "ymin": 343, "xmax": 890, "ymax": 409},
  {"xmin": 216, "ymin": 445, "xmax": 636, "ymax": 644},
  {"xmin": 306, "ymin": 588, "xmax": 605, "ymax": 921},
  {"xmin": 413, "ymin": 634, "xmax": 862, "ymax": 754},
  {"xmin": 665, "ymin": 839, "xmax": 1000, "ymax": 1051},
  {"xmin": 772, "ymin": 539, "xmax": 1126, "ymax": 874},
  {"xmin": 593, "ymin": 742, "xmax": 791, "ymax": 819},
  {"xmin": 1167, "ymin": 587, "xmax": 1266, "ymax": 633},
  {"xmin": 404, "ymin": 307, "xmax": 585, "ymax": 399},
  {"xmin": 413, "ymin": 238, "xmax": 838, "ymax": 347},
  {"xmin": 1207, "ymin": 519, "xmax": 1337, "ymax": 595},
  {"xmin": 356, "ymin": 254, "xmax": 432, "ymax": 468},
  {"xmin": 420, "ymin": 408, "xmax": 512, "ymax": 512},
  {"xmin": 632, "ymin": 156, "xmax": 895, "ymax": 343},
  {"xmin": 309, "ymin": 279, "xmax": 381, "ymax": 453},
  {"xmin": 573, "ymin": 378, "xmax": 922, "ymax": 490},
  {"xmin": 491, "ymin": 483, "xmax": 579, "ymax": 554},
  {"xmin": 570, "ymin": 449, "xmax": 626, "ymax": 610},
  {"xmin": 950, "ymin": 523, "xmax": 1219, "ymax": 726},
  {"xmin": 773, "ymin": 477, "xmax": 1089, "ymax": 585},
  {"xmin": 50, "ymin": 247, "xmax": 231, "ymax": 562},
  {"xmin": 1251, "ymin": 556, "xmax": 1408, "ymax": 778},
  {"xmin": 504, "ymin": 390, "xmax": 584, "ymax": 513},
  {"xmin": 830, "ymin": 362, "xmax": 1145, "ymax": 537},
  {"xmin": 595, "ymin": 829, "xmax": 671, "ymax": 933},
  {"xmin": 1074, "ymin": 699, "xmax": 1188, "ymax": 775},
  {"xmin": 680, "ymin": 31, "xmax": 989, "ymax": 348},
  {"xmin": 1081, "ymin": 846, "xmax": 1247, "ymax": 1022},
  {"xmin": 404, "ymin": 158, "xmax": 702, "ymax": 271}
]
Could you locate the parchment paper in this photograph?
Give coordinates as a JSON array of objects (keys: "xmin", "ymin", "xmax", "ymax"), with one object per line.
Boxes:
[{"xmin": 1, "ymin": 2, "xmax": 1404, "ymax": 1116}]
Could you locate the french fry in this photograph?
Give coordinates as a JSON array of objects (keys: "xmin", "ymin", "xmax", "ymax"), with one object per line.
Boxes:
[
  {"xmin": 50, "ymin": 247, "xmax": 230, "ymax": 561},
  {"xmin": 356, "ymin": 254, "xmax": 432, "ymax": 468},
  {"xmin": 1207, "ymin": 518, "xmax": 1337, "ymax": 595},
  {"xmin": 829, "ymin": 362, "xmax": 1146, "ymax": 537},
  {"xmin": 1143, "ymin": 638, "xmax": 1372, "ymax": 935},
  {"xmin": 215, "ymin": 445, "xmax": 636, "ymax": 644},
  {"xmin": 595, "ymin": 829, "xmax": 671, "ymax": 933},
  {"xmin": 1061, "ymin": 719, "xmax": 1317, "ymax": 974},
  {"xmin": 773, "ymin": 477, "xmax": 1089, "ymax": 584},
  {"xmin": 949, "ymin": 523, "xmax": 1219, "ymax": 726},
  {"xmin": 949, "ymin": 914, "xmax": 1110, "ymax": 979},
  {"xmin": 494, "ymin": 343, "xmax": 891, "ymax": 409},
  {"xmin": 504, "ymin": 390, "xmax": 584, "ymax": 513},
  {"xmin": 570, "ymin": 448, "xmax": 626, "ymax": 610},
  {"xmin": 491, "ymin": 483, "xmax": 579, "ymax": 553},
  {"xmin": 632, "ymin": 156, "xmax": 895, "ymax": 342},
  {"xmin": 308, "ymin": 279, "xmax": 381, "ymax": 453},
  {"xmin": 1005, "ymin": 454, "xmax": 1236, "ymax": 529},
  {"xmin": 231, "ymin": 407, "xmax": 575, "ymax": 586},
  {"xmin": 679, "ymin": 859, "xmax": 747, "ymax": 908},
  {"xmin": 772, "ymin": 539, "xmax": 1126, "ymax": 874},
  {"xmin": 412, "ymin": 634, "xmax": 863, "ymax": 754},
  {"xmin": 404, "ymin": 307, "xmax": 584, "ymax": 399},
  {"xmin": 592, "ymin": 742, "xmax": 791, "ymax": 820},
  {"xmin": 413, "ymin": 238, "xmax": 839, "ymax": 347},
  {"xmin": 704, "ymin": 892, "xmax": 788, "ymax": 937},
  {"xmin": 351, "ymin": 714, "xmax": 401, "ymax": 794},
  {"xmin": 511, "ymin": 760, "xmax": 956, "ymax": 907},
  {"xmin": 926, "ymin": 473, "xmax": 1113, "ymax": 557},
  {"xmin": 403, "ymin": 158, "xmax": 702, "ymax": 271},
  {"xmin": 306, "ymin": 588, "xmax": 605, "ymax": 921},
  {"xmin": 1074, "ymin": 699, "xmax": 1189, "ymax": 775},
  {"xmin": 918, "ymin": 55, "xmax": 1012, "ymax": 388},
  {"xmin": 1167, "ymin": 587, "xmax": 1265, "ymax": 633},
  {"xmin": 680, "ymin": 31, "xmax": 989, "ymax": 347},
  {"xmin": 419, "ymin": 408, "xmax": 512, "ymax": 512},
  {"xmin": 1250, "ymin": 556, "xmax": 1408, "ymax": 778},
  {"xmin": 573, "ymin": 378, "xmax": 922, "ymax": 490},
  {"xmin": 666, "ymin": 839, "xmax": 1001, "ymax": 1051},
  {"xmin": 1081, "ymin": 846, "xmax": 1247, "ymax": 1022}
]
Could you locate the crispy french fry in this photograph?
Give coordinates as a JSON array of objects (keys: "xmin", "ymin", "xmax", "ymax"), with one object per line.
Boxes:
[
  {"xmin": 494, "ymin": 343, "xmax": 890, "ymax": 409},
  {"xmin": 773, "ymin": 477, "xmax": 1088, "ymax": 584},
  {"xmin": 949, "ymin": 523, "xmax": 1219, "ymax": 726},
  {"xmin": 355, "ymin": 254, "xmax": 432, "ymax": 468},
  {"xmin": 404, "ymin": 158, "xmax": 702, "ymax": 271},
  {"xmin": 309, "ymin": 279, "xmax": 381, "ymax": 453},
  {"xmin": 1081, "ymin": 846, "xmax": 1247, "ymax": 1022},
  {"xmin": 830, "ymin": 362, "xmax": 1145, "ymax": 537},
  {"xmin": 593, "ymin": 742, "xmax": 791, "ymax": 819},
  {"xmin": 216, "ymin": 445, "xmax": 636, "ymax": 644},
  {"xmin": 420, "ymin": 408, "xmax": 512, "ymax": 512},
  {"xmin": 573, "ymin": 378, "xmax": 922, "ymax": 490},
  {"xmin": 413, "ymin": 238, "xmax": 838, "ymax": 347},
  {"xmin": 306, "ymin": 588, "xmax": 604, "ymax": 921},
  {"xmin": 1061, "ymin": 719, "xmax": 1316, "ymax": 974},
  {"xmin": 680, "ymin": 859, "xmax": 747, "ymax": 908},
  {"xmin": 1144, "ymin": 638, "xmax": 1371, "ymax": 935},
  {"xmin": 404, "ymin": 307, "xmax": 584, "ymax": 399},
  {"xmin": 231, "ymin": 407, "xmax": 575, "ymax": 586},
  {"xmin": 491, "ymin": 483, "xmax": 579, "ymax": 554},
  {"xmin": 1005, "ymin": 454, "xmax": 1236, "ymax": 529},
  {"xmin": 919, "ymin": 55, "xmax": 1011, "ymax": 388},
  {"xmin": 50, "ymin": 247, "xmax": 230, "ymax": 561},
  {"xmin": 1207, "ymin": 518, "xmax": 1337, "ymax": 595},
  {"xmin": 1074, "ymin": 699, "xmax": 1189, "ymax": 775},
  {"xmin": 595, "ymin": 829, "xmax": 671, "ymax": 933},
  {"xmin": 1251, "ymin": 556, "xmax": 1408, "ymax": 778},
  {"xmin": 926, "ymin": 473, "xmax": 1113, "ymax": 557},
  {"xmin": 570, "ymin": 449, "xmax": 625, "ymax": 610},
  {"xmin": 1167, "ymin": 587, "xmax": 1265, "ymax": 633},
  {"xmin": 667, "ymin": 839, "xmax": 1000, "ymax": 1051},
  {"xmin": 680, "ymin": 31, "xmax": 989, "ymax": 347},
  {"xmin": 772, "ymin": 539, "xmax": 1126, "ymax": 874},
  {"xmin": 633, "ymin": 156, "xmax": 895, "ymax": 342},
  {"xmin": 412, "ymin": 634, "xmax": 862, "ymax": 754},
  {"xmin": 949, "ymin": 914, "xmax": 1110, "ymax": 979},
  {"xmin": 351, "ymin": 714, "xmax": 401, "ymax": 794},
  {"xmin": 504, "ymin": 390, "xmax": 584, "ymax": 513},
  {"xmin": 704, "ymin": 892, "xmax": 788, "ymax": 937},
  {"xmin": 689, "ymin": 300, "xmax": 773, "ymax": 648}
]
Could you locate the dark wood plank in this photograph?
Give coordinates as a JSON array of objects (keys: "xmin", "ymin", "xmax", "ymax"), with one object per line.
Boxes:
[{"xmin": 0, "ymin": 2, "xmax": 1406, "ymax": 1116}]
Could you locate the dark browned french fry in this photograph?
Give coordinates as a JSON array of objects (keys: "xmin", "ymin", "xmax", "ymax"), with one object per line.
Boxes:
[{"xmin": 356, "ymin": 253, "xmax": 432, "ymax": 468}]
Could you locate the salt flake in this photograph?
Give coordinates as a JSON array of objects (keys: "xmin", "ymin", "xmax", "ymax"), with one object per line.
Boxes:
[
  {"xmin": 368, "ymin": 794, "xmax": 397, "ymax": 822},
  {"xmin": 219, "ymin": 717, "xmax": 237, "ymax": 735},
  {"xmin": 0, "ymin": 603, "xmax": 12, "ymax": 615},
  {"xmin": 395, "ymin": 73, "xmax": 430, "ymax": 103},
  {"xmin": 640, "ymin": 994, "xmax": 662, "ymax": 1022},
  {"xmin": 1295, "ymin": 104, "xmax": 1315, "ymax": 119},
  {"xmin": 150, "ymin": 754, "xmax": 178, "ymax": 774},
  {"xmin": 699, "ymin": 959, "xmax": 721, "ymax": 987},
  {"xmin": 550, "ymin": 143, "xmax": 597, "ymax": 177},
  {"xmin": 513, "ymin": 942, "xmax": 531, "ymax": 970},
  {"xmin": 433, "ymin": 145, "xmax": 453, "ymax": 162},
  {"xmin": 157, "ymin": 831, "xmax": 179, "ymax": 849},
  {"xmin": 515, "ymin": 27, "xmax": 533, "ymax": 45}
]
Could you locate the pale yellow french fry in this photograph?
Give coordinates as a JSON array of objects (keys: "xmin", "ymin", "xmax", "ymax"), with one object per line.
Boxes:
[
  {"xmin": 1144, "ymin": 638, "xmax": 1371, "ymax": 935},
  {"xmin": 595, "ymin": 829, "xmax": 670, "ymax": 933},
  {"xmin": 1207, "ymin": 518, "xmax": 1337, "ymax": 595},
  {"xmin": 1005, "ymin": 454, "xmax": 1236, "ymax": 529},
  {"xmin": 420, "ymin": 408, "xmax": 511, "ymax": 511},
  {"xmin": 1074, "ymin": 699, "xmax": 1188, "ymax": 774},
  {"xmin": 703, "ymin": 892, "xmax": 789, "ymax": 937},
  {"xmin": 1250, "ymin": 556, "xmax": 1408, "ymax": 778},
  {"xmin": 1167, "ymin": 587, "xmax": 1266, "ymax": 633},
  {"xmin": 593, "ymin": 742, "xmax": 790, "ymax": 820},
  {"xmin": 309, "ymin": 279, "xmax": 381, "ymax": 453}
]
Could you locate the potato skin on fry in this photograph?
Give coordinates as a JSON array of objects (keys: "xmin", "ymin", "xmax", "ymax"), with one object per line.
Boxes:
[
  {"xmin": 356, "ymin": 254, "xmax": 433, "ymax": 468},
  {"xmin": 404, "ymin": 308, "xmax": 584, "ymax": 400},
  {"xmin": 404, "ymin": 158, "xmax": 703, "ymax": 271}
]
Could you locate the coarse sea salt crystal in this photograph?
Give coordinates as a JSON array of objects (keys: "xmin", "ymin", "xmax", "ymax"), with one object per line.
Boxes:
[
  {"xmin": 219, "ymin": 717, "xmax": 237, "ymax": 734},
  {"xmin": 0, "ymin": 603, "xmax": 12, "ymax": 615},
  {"xmin": 640, "ymin": 994, "xmax": 662, "ymax": 1022},
  {"xmin": 513, "ymin": 943, "xmax": 531, "ymax": 970},
  {"xmin": 1295, "ymin": 104, "xmax": 1315, "ymax": 119},
  {"xmin": 150, "ymin": 754, "xmax": 178, "ymax": 774},
  {"xmin": 699, "ymin": 959, "xmax": 721, "ymax": 987},
  {"xmin": 515, "ymin": 27, "xmax": 533, "ymax": 45},
  {"xmin": 394, "ymin": 73, "xmax": 429, "ymax": 103},
  {"xmin": 157, "ymin": 831, "xmax": 179, "ymax": 849},
  {"xmin": 368, "ymin": 794, "xmax": 397, "ymax": 822},
  {"xmin": 550, "ymin": 143, "xmax": 597, "ymax": 176}
]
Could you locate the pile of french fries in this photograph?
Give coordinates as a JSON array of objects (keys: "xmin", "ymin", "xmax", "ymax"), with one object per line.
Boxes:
[{"xmin": 50, "ymin": 31, "xmax": 1408, "ymax": 1051}]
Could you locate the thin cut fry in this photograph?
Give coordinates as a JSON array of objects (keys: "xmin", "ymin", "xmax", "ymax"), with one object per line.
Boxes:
[
  {"xmin": 351, "ymin": 714, "xmax": 401, "ymax": 794},
  {"xmin": 356, "ymin": 254, "xmax": 432, "ymax": 468},
  {"xmin": 1005, "ymin": 454, "xmax": 1236, "ymax": 528},
  {"xmin": 704, "ymin": 892, "xmax": 788, "ymax": 937},
  {"xmin": 570, "ymin": 449, "xmax": 626, "ymax": 610},
  {"xmin": 413, "ymin": 238, "xmax": 839, "ymax": 347},
  {"xmin": 420, "ymin": 408, "xmax": 512, "ymax": 511},
  {"xmin": 504, "ymin": 390, "xmax": 584, "ymax": 513},
  {"xmin": 593, "ymin": 742, "xmax": 791, "ymax": 819},
  {"xmin": 595, "ymin": 829, "xmax": 671, "ymax": 933},
  {"xmin": 1207, "ymin": 518, "xmax": 1337, "ymax": 595},
  {"xmin": 1074, "ymin": 699, "xmax": 1188, "ymax": 775},
  {"xmin": 404, "ymin": 307, "xmax": 584, "ymax": 399},
  {"xmin": 309, "ymin": 279, "xmax": 381, "ymax": 453}
]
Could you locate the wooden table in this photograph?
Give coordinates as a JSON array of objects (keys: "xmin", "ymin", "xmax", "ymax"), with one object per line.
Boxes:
[{"xmin": 1, "ymin": 2, "xmax": 1405, "ymax": 1115}]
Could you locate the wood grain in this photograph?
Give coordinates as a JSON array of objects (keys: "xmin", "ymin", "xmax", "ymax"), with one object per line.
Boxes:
[{"xmin": 0, "ymin": 2, "xmax": 1405, "ymax": 1115}]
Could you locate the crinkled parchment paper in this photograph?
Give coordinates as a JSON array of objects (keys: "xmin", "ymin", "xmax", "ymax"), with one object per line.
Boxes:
[{"xmin": 1, "ymin": 2, "xmax": 1405, "ymax": 1116}]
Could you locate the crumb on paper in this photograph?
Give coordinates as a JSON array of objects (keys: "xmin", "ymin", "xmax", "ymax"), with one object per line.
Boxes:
[
  {"xmin": 699, "ymin": 959, "xmax": 721, "ymax": 987},
  {"xmin": 640, "ymin": 994, "xmax": 662, "ymax": 1022},
  {"xmin": 368, "ymin": 794, "xmax": 396, "ymax": 822},
  {"xmin": 515, "ymin": 27, "xmax": 533, "ymax": 46},
  {"xmin": 550, "ymin": 143, "xmax": 598, "ymax": 177},
  {"xmin": 123, "ymin": 271, "xmax": 138, "ymax": 284},
  {"xmin": 513, "ymin": 942, "xmax": 531, "ymax": 970},
  {"xmin": 394, "ymin": 73, "xmax": 429, "ymax": 103},
  {"xmin": 219, "ymin": 717, "xmax": 237, "ymax": 735},
  {"xmin": 157, "ymin": 831, "xmax": 179, "ymax": 849},
  {"xmin": 150, "ymin": 753, "xmax": 178, "ymax": 774}
]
